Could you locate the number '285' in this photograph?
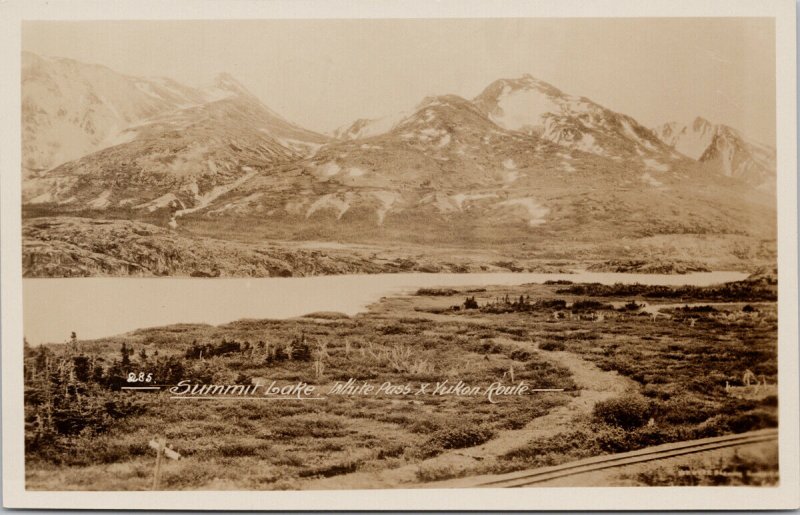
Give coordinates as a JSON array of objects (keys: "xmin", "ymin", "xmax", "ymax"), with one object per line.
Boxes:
[{"xmin": 127, "ymin": 372, "xmax": 153, "ymax": 383}]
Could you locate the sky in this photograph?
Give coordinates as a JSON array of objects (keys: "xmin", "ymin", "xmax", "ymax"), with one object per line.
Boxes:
[{"xmin": 22, "ymin": 18, "xmax": 775, "ymax": 143}]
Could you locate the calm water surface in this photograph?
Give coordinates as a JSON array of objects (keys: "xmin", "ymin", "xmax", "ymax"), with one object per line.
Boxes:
[{"xmin": 23, "ymin": 271, "xmax": 747, "ymax": 344}]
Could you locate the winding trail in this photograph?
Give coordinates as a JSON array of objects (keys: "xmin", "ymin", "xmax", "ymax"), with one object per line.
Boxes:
[{"xmin": 301, "ymin": 341, "xmax": 635, "ymax": 490}]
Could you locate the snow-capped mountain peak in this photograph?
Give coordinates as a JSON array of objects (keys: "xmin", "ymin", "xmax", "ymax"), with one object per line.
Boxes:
[
  {"xmin": 472, "ymin": 75, "xmax": 569, "ymax": 134},
  {"xmin": 653, "ymin": 116, "xmax": 716, "ymax": 159},
  {"xmin": 473, "ymin": 75, "xmax": 671, "ymax": 159},
  {"xmin": 653, "ymin": 116, "xmax": 775, "ymax": 189},
  {"xmin": 22, "ymin": 51, "xmax": 208, "ymax": 173},
  {"xmin": 200, "ymin": 72, "xmax": 253, "ymax": 102},
  {"xmin": 333, "ymin": 74, "xmax": 671, "ymax": 161}
]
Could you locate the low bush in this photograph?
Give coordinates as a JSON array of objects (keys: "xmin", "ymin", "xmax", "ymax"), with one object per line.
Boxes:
[
  {"xmin": 654, "ymin": 395, "xmax": 716, "ymax": 425},
  {"xmin": 593, "ymin": 394, "xmax": 652, "ymax": 430},
  {"xmin": 572, "ymin": 300, "xmax": 613, "ymax": 312},
  {"xmin": 420, "ymin": 426, "xmax": 494, "ymax": 457},
  {"xmin": 540, "ymin": 341, "xmax": 566, "ymax": 351},
  {"xmin": 415, "ymin": 288, "xmax": 459, "ymax": 296}
]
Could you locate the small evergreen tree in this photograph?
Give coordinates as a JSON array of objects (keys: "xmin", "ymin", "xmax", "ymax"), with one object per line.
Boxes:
[
  {"xmin": 120, "ymin": 343, "xmax": 131, "ymax": 367},
  {"xmin": 72, "ymin": 355, "xmax": 91, "ymax": 382}
]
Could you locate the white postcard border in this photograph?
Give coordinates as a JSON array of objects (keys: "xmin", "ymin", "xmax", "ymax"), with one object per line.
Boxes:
[{"xmin": 1, "ymin": 0, "xmax": 797, "ymax": 510}]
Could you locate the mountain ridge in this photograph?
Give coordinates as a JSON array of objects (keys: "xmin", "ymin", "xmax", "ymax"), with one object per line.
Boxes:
[
  {"xmin": 653, "ymin": 117, "xmax": 775, "ymax": 189},
  {"xmin": 20, "ymin": 54, "xmax": 777, "ymax": 272}
]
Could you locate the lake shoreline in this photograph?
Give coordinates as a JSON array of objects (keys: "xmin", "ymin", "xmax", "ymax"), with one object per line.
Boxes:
[{"xmin": 23, "ymin": 271, "xmax": 750, "ymax": 345}]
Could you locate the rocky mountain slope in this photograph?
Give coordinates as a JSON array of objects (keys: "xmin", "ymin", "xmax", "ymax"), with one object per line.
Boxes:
[
  {"xmin": 21, "ymin": 55, "xmax": 777, "ymax": 275},
  {"xmin": 653, "ymin": 117, "xmax": 776, "ymax": 191},
  {"xmin": 165, "ymin": 79, "xmax": 773, "ymax": 247},
  {"xmin": 23, "ymin": 51, "xmax": 208, "ymax": 174},
  {"xmin": 23, "ymin": 55, "xmax": 328, "ymax": 226},
  {"xmin": 473, "ymin": 75, "xmax": 675, "ymax": 160}
]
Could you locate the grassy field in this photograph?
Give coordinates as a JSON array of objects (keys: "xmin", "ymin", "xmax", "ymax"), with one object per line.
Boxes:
[{"xmin": 24, "ymin": 276, "xmax": 778, "ymax": 489}]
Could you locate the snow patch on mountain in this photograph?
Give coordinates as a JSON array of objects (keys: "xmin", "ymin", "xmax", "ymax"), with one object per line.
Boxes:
[
  {"xmin": 306, "ymin": 193, "xmax": 352, "ymax": 219},
  {"xmin": 372, "ymin": 190, "xmax": 402, "ymax": 225},
  {"xmin": 654, "ymin": 117, "xmax": 716, "ymax": 159},
  {"xmin": 21, "ymin": 52, "xmax": 211, "ymax": 172},
  {"xmin": 575, "ymin": 133, "xmax": 605, "ymax": 155},
  {"xmin": 474, "ymin": 75, "xmax": 670, "ymax": 159},
  {"xmin": 315, "ymin": 162, "xmax": 342, "ymax": 178},
  {"xmin": 497, "ymin": 197, "xmax": 550, "ymax": 226},
  {"xmin": 208, "ymin": 192, "xmax": 265, "ymax": 215},
  {"xmin": 88, "ymin": 190, "xmax": 112, "ymax": 209},
  {"xmin": 503, "ymin": 158, "xmax": 517, "ymax": 170},
  {"xmin": 29, "ymin": 192, "xmax": 54, "ymax": 204},
  {"xmin": 274, "ymin": 136, "xmax": 324, "ymax": 158},
  {"xmin": 136, "ymin": 193, "xmax": 183, "ymax": 212},
  {"xmin": 417, "ymin": 193, "xmax": 456, "ymax": 213},
  {"xmin": 503, "ymin": 170, "xmax": 520, "ymax": 185},
  {"xmin": 643, "ymin": 159, "xmax": 670, "ymax": 172},
  {"xmin": 488, "ymin": 84, "xmax": 560, "ymax": 132},
  {"xmin": 451, "ymin": 193, "xmax": 498, "ymax": 211},
  {"xmin": 641, "ymin": 172, "xmax": 664, "ymax": 188},
  {"xmin": 333, "ymin": 110, "xmax": 410, "ymax": 140},
  {"xmin": 173, "ymin": 168, "xmax": 258, "ymax": 220}
]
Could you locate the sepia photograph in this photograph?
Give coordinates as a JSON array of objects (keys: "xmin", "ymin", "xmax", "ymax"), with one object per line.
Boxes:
[{"xmin": 2, "ymin": 0, "xmax": 798, "ymax": 511}]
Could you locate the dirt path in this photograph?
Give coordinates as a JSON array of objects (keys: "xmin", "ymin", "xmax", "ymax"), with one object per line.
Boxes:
[{"xmin": 301, "ymin": 342, "xmax": 636, "ymax": 490}]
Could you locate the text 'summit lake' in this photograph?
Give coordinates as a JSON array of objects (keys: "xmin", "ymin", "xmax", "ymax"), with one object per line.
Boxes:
[{"xmin": 23, "ymin": 271, "xmax": 748, "ymax": 344}]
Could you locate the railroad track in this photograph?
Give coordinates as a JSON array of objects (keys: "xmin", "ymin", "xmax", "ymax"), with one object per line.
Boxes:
[{"xmin": 448, "ymin": 428, "xmax": 778, "ymax": 488}]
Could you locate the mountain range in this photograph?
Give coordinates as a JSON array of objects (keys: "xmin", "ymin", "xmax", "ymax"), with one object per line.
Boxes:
[
  {"xmin": 21, "ymin": 52, "xmax": 777, "ymax": 276},
  {"xmin": 653, "ymin": 117, "xmax": 776, "ymax": 191}
]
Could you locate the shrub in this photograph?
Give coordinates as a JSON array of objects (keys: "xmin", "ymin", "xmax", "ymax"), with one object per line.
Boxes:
[
  {"xmin": 421, "ymin": 426, "xmax": 494, "ymax": 457},
  {"xmin": 408, "ymin": 418, "xmax": 442, "ymax": 434},
  {"xmin": 621, "ymin": 300, "xmax": 643, "ymax": 311},
  {"xmin": 572, "ymin": 300, "xmax": 613, "ymax": 312},
  {"xmin": 416, "ymin": 464, "xmax": 460, "ymax": 482},
  {"xmin": 433, "ymin": 426, "xmax": 494, "ymax": 449},
  {"xmin": 540, "ymin": 299, "xmax": 568, "ymax": 309},
  {"xmin": 761, "ymin": 395, "xmax": 778, "ymax": 407},
  {"xmin": 593, "ymin": 394, "xmax": 652, "ymax": 430},
  {"xmin": 540, "ymin": 341, "xmax": 566, "ymax": 352},
  {"xmin": 655, "ymin": 395, "xmax": 716, "ymax": 425},
  {"xmin": 677, "ymin": 305, "xmax": 716, "ymax": 313},
  {"xmin": 509, "ymin": 349, "xmax": 533, "ymax": 361},
  {"xmin": 463, "ymin": 296, "xmax": 479, "ymax": 310},
  {"xmin": 723, "ymin": 410, "xmax": 778, "ymax": 433},
  {"xmin": 379, "ymin": 324, "xmax": 408, "ymax": 335},
  {"xmin": 416, "ymin": 288, "xmax": 459, "ymax": 296},
  {"xmin": 218, "ymin": 442, "xmax": 261, "ymax": 457}
]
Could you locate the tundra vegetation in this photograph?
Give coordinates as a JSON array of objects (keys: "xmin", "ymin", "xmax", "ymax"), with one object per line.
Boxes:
[{"xmin": 24, "ymin": 275, "xmax": 777, "ymax": 489}]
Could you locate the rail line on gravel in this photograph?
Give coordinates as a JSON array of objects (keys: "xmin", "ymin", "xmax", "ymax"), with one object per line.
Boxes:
[{"xmin": 446, "ymin": 428, "xmax": 778, "ymax": 488}]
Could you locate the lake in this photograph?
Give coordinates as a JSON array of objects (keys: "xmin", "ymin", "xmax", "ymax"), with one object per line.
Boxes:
[{"xmin": 23, "ymin": 271, "xmax": 748, "ymax": 344}]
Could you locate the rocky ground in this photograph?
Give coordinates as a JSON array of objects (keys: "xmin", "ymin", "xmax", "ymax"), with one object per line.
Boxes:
[
  {"xmin": 22, "ymin": 217, "xmax": 580, "ymax": 277},
  {"xmin": 23, "ymin": 217, "xmax": 772, "ymax": 278}
]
